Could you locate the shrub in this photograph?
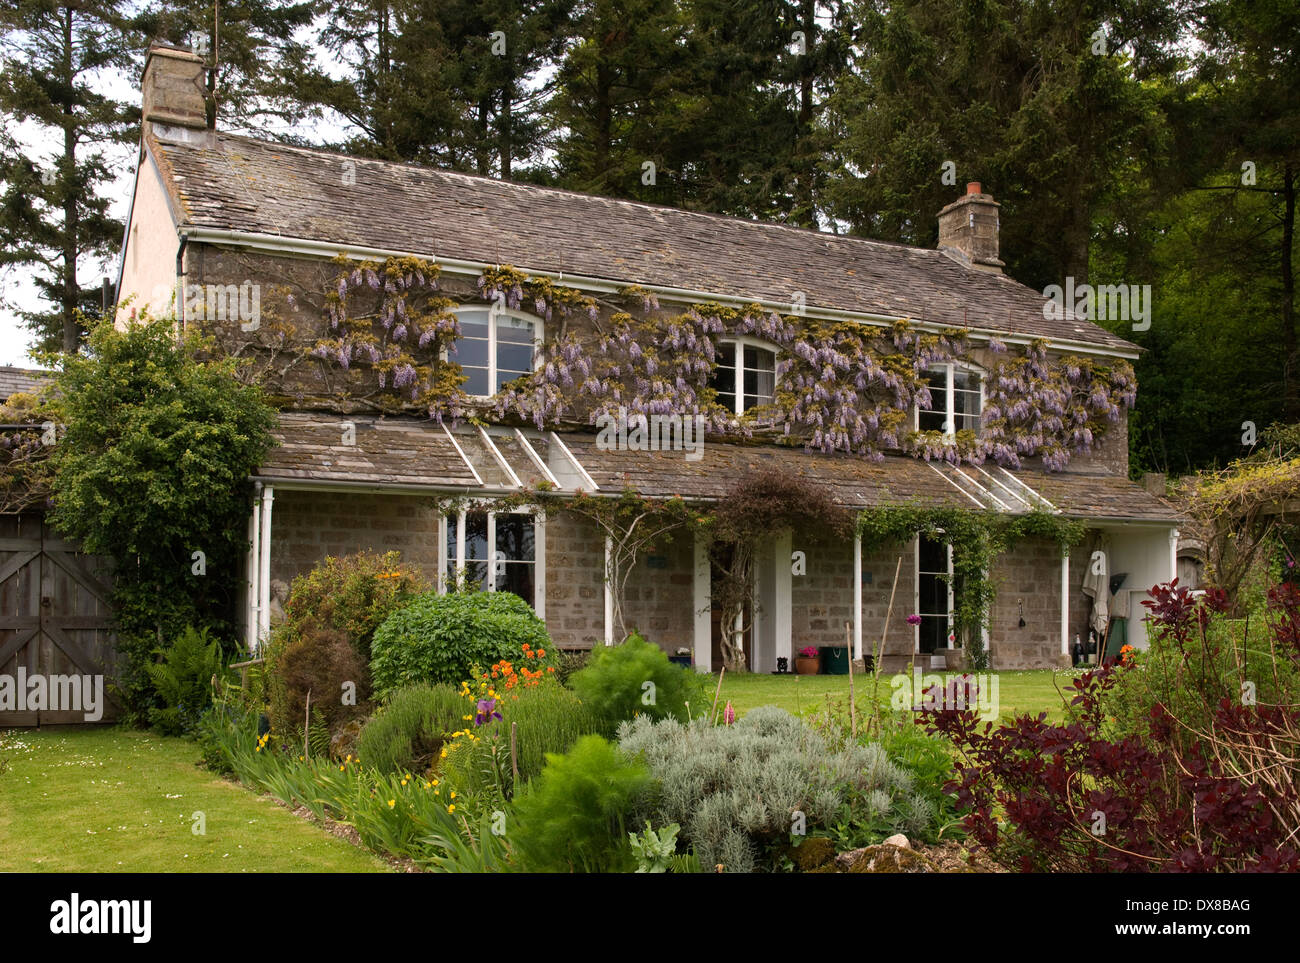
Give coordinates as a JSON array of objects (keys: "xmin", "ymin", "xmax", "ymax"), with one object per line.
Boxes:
[
  {"xmin": 618, "ymin": 706, "xmax": 932, "ymax": 872},
  {"xmin": 370, "ymin": 591, "xmax": 554, "ymax": 695},
  {"xmin": 920, "ymin": 579, "xmax": 1300, "ymax": 872},
  {"xmin": 357, "ymin": 684, "xmax": 466, "ymax": 774},
  {"xmin": 509, "ymin": 735, "xmax": 654, "ymax": 873},
  {"xmin": 146, "ymin": 626, "xmax": 230, "ymax": 735},
  {"xmin": 569, "ymin": 633, "xmax": 708, "ymax": 734},
  {"xmin": 266, "ymin": 621, "xmax": 369, "ymax": 738},
  {"xmin": 47, "ymin": 318, "xmax": 276, "ymax": 720},
  {"xmin": 281, "ymin": 551, "xmax": 428, "ymax": 664},
  {"xmin": 442, "ymin": 680, "xmax": 602, "ymax": 797},
  {"xmin": 263, "ymin": 551, "xmax": 427, "ymax": 739}
]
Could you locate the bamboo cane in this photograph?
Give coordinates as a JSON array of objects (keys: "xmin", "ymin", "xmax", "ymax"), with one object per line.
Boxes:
[{"xmin": 872, "ymin": 556, "xmax": 904, "ymax": 733}]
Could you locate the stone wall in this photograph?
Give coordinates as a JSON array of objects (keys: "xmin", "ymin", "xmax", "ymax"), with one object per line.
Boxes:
[
  {"xmin": 268, "ymin": 489, "xmax": 441, "ymax": 588},
  {"xmin": 540, "ymin": 512, "xmax": 606, "ymax": 650},
  {"xmin": 790, "ymin": 537, "xmax": 917, "ymax": 660}
]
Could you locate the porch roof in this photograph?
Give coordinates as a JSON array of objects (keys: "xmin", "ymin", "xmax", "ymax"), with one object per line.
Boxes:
[{"xmin": 256, "ymin": 412, "xmax": 1182, "ymax": 524}]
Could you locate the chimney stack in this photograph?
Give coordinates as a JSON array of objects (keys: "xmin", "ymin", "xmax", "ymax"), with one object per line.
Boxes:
[
  {"xmin": 141, "ymin": 43, "xmax": 208, "ymax": 131},
  {"xmin": 938, "ymin": 182, "xmax": 1004, "ymax": 273}
]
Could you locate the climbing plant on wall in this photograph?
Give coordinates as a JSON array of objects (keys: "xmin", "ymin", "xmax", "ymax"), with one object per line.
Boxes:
[
  {"xmin": 857, "ymin": 505, "xmax": 1086, "ymax": 669},
  {"xmin": 256, "ymin": 261, "xmax": 1137, "ymax": 471}
]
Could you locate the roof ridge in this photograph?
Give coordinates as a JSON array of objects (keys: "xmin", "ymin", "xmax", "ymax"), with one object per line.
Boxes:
[{"xmin": 207, "ymin": 131, "xmax": 968, "ymax": 263}]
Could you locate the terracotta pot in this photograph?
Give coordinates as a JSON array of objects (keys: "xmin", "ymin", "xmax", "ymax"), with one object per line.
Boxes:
[{"xmin": 794, "ymin": 655, "xmax": 820, "ymax": 675}]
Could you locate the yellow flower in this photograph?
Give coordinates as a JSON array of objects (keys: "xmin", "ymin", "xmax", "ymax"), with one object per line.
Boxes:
[
  {"xmin": 450, "ymin": 791, "xmax": 457, "ymax": 799},
  {"xmin": 388, "ymin": 799, "xmax": 395, "ymax": 808},
  {"xmin": 447, "ymin": 804, "xmax": 455, "ymax": 813}
]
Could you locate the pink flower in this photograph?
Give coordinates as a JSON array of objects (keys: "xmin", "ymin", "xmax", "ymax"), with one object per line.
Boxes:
[
  {"xmin": 906, "ymin": 614, "xmax": 922, "ymax": 626},
  {"xmin": 723, "ymin": 701, "xmax": 736, "ymax": 726}
]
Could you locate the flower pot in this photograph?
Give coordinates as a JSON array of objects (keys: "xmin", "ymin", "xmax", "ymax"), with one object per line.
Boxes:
[{"xmin": 794, "ymin": 655, "xmax": 820, "ymax": 675}]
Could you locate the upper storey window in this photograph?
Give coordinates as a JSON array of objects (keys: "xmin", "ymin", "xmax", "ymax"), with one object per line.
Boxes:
[
  {"xmin": 712, "ymin": 338, "xmax": 777, "ymax": 414},
  {"xmin": 454, "ymin": 307, "xmax": 541, "ymax": 397},
  {"xmin": 917, "ymin": 363, "xmax": 983, "ymax": 437}
]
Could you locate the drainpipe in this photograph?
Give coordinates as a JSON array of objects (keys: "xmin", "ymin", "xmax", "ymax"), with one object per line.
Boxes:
[{"xmin": 175, "ymin": 234, "xmax": 189, "ymax": 332}]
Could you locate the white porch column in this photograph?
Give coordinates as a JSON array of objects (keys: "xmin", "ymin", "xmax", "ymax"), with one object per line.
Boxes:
[
  {"xmin": 246, "ymin": 491, "xmax": 261, "ymax": 649},
  {"xmin": 853, "ymin": 530, "xmax": 863, "ymax": 660},
  {"xmin": 533, "ymin": 512, "xmax": 546, "ymax": 619},
  {"xmin": 1060, "ymin": 547, "xmax": 1070, "ymax": 656},
  {"xmin": 603, "ymin": 536, "xmax": 614, "ymax": 645},
  {"xmin": 775, "ymin": 531, "xmax": 792, "ymax": 670},
  {"xmin": 693, "ymin": 531, "xmax": 711, "ymax": 672},
  {"xmin": 1169, "ymin": 528, "xmax": 1180, "ymax": 584},
  {"xmin": 257, "ymin": 484, "xmax": 274, "ymax": 649}
]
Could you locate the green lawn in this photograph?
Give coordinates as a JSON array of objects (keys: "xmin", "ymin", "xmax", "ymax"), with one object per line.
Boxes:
[
  {"xmin": 714, "ymin": 669, "xmax": 1079, "ymax": 723},
  {"xmin": 0, "ymin": 726, "xmax": 388, "ymax": 873}
]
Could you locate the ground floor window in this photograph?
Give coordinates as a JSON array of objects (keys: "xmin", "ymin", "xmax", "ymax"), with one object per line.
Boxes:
[
  {"xmin": 443, "ymin": 509, "xmax": 540, "ymax": 612},
  {"xmin": 916, "ymin": 535, "xmax": 954, "ymax": 654}
]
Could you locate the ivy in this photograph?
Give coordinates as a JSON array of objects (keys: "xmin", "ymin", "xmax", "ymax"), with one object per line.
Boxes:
[
  {"xmin": 47, "ymin": 317, "xmax": 277, "ymax": 720},
  {"xmin": 857, "ymin": 505, "xmax": 1086, "ymax": 668}
]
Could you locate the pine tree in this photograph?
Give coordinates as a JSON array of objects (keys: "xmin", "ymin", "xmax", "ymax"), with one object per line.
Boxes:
[{"xmin": 0, "ymin": 0, "xmax": 141, "ymax": 354}]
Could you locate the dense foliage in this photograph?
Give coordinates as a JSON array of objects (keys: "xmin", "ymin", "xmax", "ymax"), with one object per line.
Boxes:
[
  {"xmin": 47, "ymin": 320, "xmax": 276, "ymax": 720},
  {"xmin": 145, "ymin": 626, "xmax": 230, "ymax": 736},
  {"xmin": 569, "ymin": 633, "xmax": 708, "ymax": 733},
  {"xmin": 369, "ymin": 590, "xmax": 555, "ymax": 695},
  {"xmin": 509, "ymin": 734, "xmax": 654, "ymax": 873},
  {"xmin": 920, "ymin": 579, "xmax": 1300, "ymax": 871},
  {"xmin": 356, "ymin": 684, "xmax": 468, "ymax": 774},
  {"xmin": 619, "ymin": 707, "xmax": 939, "ymax": 873}
]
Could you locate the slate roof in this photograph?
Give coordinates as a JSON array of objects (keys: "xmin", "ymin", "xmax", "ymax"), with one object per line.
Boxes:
[
  {"xmin": 0, "ymin": 366, "xmax": 49, "ymax": 401},
  {"xmin": 259, "ymin": 414, "xmax": 1181, "ymax": 523},
  {"xmin": 149, "ymin": 130, "xmax": 1136, "ymax": 352}
]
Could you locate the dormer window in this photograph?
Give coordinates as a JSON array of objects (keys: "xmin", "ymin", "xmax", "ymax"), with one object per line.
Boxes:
[
  {"xmin": 917, "ymin": 363, "xmax": 983, "ymax": 437},
  {"xmin": 453, "ymin": 307, "xmax": 542, "ymax": 397},
  {"xmin": 712, "ymin": 338, "xmax": 777, "ymax": 414}
]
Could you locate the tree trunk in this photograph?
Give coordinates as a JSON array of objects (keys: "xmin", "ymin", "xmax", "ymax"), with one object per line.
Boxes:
[{"xmin": 61, "ymin": 7, "xmax": 79, "ymax": 354}]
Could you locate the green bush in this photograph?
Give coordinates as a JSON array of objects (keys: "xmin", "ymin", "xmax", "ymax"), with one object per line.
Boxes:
[
  {"xmin": 46, "ymin": 318, "xmax": 277, "ymax": 720},
  {"xmin": 442, "ymin": 680, "xmax": 602, "ymax": 797},
  {"xmin": 569, "ymin": 634, "xmax": 707, "ymax": 734},
  {"xmin": 281, "ymin": 551, "xmax": 428, "ymax": 664},
  {"xmin": 618, "ymin": 706, "xmax": 935, "ymax": 872},
  {"xmin": 370, "ymin": 590, "xmax": 554, "ymax": 695},
  {"xmin": 509, "ymin": 735, "xmax": 654, "ymax": 873},
  {"xmin": 146, "ymin": 626, "xmax": 230, "ymax": 735},
  {"xmin": 357, "ymin": 684, "xmax": 467, "ymax": 774}
]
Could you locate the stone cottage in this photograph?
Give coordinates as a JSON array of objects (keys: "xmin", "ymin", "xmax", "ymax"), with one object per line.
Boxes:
[{"xmin": 114, "ymin": 43, "xmax": 1182, "ymax": 672}]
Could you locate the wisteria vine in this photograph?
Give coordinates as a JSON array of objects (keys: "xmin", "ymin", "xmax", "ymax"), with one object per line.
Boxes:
[{"xmin": 305, "ymin": 261, "xmax": 1135, "ymax": 471}]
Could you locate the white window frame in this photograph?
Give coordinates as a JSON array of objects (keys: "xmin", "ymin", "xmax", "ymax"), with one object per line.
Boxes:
[
  {"xmin": 438, "ymin": 505, "xmax": 546, "ymax": 618},
  {"xmin": 450, "ymin": 305, "xmax": 544, "ymax": 399},
  {"xmin": 914, "ymin": 361, "xmax": 986, "ymax": 440},
  {"xmin": 713, "ymin": 336, "xmax": 779, "ymax": 415},
  {"xmin": 914, "ymin": 534, "xmax": 955, "ymax": 654}
]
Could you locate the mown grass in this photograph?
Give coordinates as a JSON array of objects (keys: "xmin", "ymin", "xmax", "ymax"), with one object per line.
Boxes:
[
  {"xmin": 0, "ymin": 726, "xmax": 389, "ymax": 873},
  {"xmin": 713, "ymin": 669, "xmax": 1078, "ymax": 723}
]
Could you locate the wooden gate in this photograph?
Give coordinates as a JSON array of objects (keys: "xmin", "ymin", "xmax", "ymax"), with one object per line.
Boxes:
[{"xmin": 0, "ymin": 514, "xmax": 119, "ymax": 725}]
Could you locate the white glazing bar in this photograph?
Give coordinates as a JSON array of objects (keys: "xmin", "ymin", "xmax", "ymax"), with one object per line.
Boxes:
[
  {"xmin": 549, "ymin": 431, "xmax": 599, "ymax": 491},
  {"xmin": 478, "ymin": 425, "xmax": 521, "ymax": 488},
  {"xmin": 928, "ymin": 462, "xmax": 985, "ymax": 508},
  {"xmin": 514, "ymin": 429, "xmax": 560, "ymax": 487},
  {"xmin": 441, "ymin": 424, "xmax": 484, "ymax": 486}
]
